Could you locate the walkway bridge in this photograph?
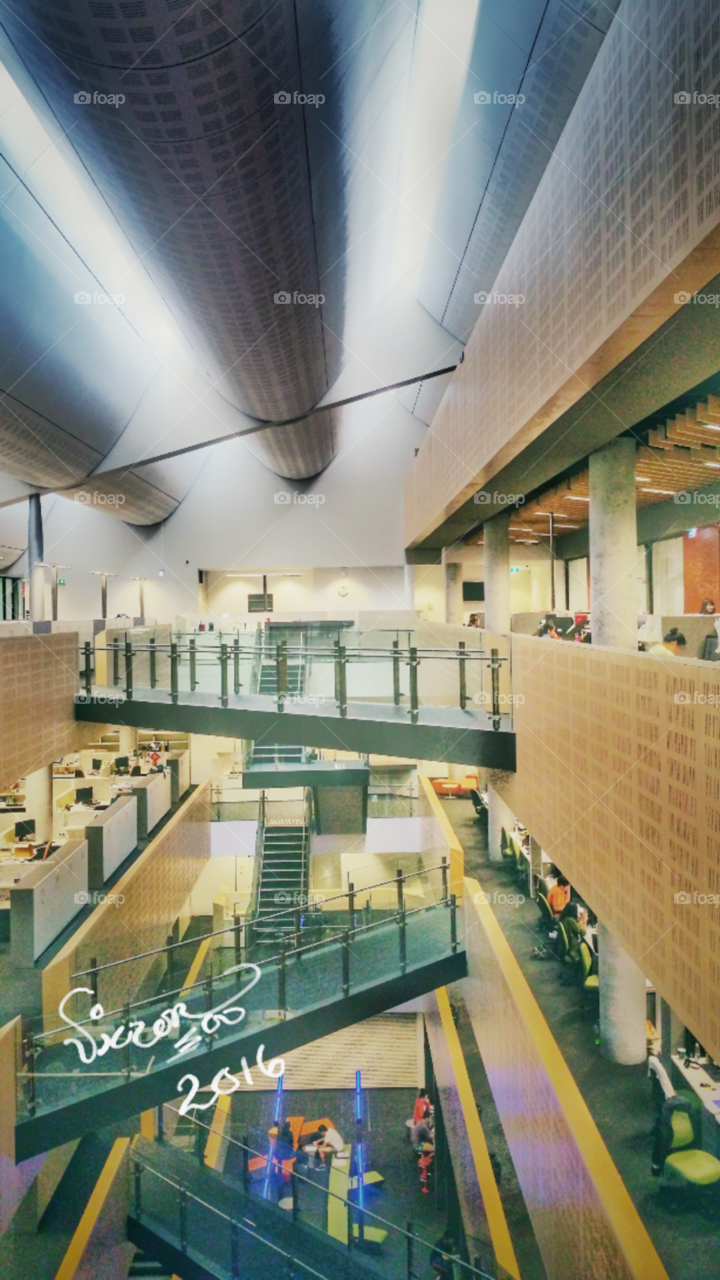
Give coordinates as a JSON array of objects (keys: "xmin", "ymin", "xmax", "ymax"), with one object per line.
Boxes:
[
  {"xmin": 73, "ymin": 628, "xmax": 516, "ymax": 768},
  {"xmin": 9, "ymin": 867, "xmax": 466, "ymax": 1161}
]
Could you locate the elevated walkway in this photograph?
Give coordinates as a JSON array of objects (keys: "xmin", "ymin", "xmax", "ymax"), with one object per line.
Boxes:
[
  {"xmin": 74, "ymin": 687, "xmax": 515, "ymax": 769},
  {"xmin": 10, "ymin": 896, "xmax": 465, "ymax": 1161}
]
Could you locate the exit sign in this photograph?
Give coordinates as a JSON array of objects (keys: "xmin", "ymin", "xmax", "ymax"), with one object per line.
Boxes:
[{"xmin": 58, "ymin": 578, "xmax": 66, "ymax": 585}]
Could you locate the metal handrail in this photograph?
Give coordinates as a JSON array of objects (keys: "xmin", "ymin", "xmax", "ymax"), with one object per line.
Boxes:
[
  {"xmin": 131, "ymin": 1158, "xmax": 329, "ymax": 1280},
  {"xmin": 38, "ymin": 896, "xmax": 454, "ymax": 1041},
  {"xmin": 149, "ymin": 1105, "xmax": 496, "ymax": 1280},
  {"xmin": 85, "ymin": 643, "xmax": 501, "ymax": 660},
  {"xmin": 71, "ymin": 858, "xmax": 449, "ymax": 978}
]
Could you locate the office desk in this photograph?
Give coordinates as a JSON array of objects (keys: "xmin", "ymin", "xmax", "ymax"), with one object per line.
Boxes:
[{"xmin": 672, "ymin": 1054, "xmax": 720, "ymax": 1155}]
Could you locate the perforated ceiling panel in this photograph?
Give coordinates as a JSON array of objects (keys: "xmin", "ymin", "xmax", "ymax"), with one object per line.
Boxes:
[{"xmin": 0, "ymin": 0, "xmax": 342, "ymax": 475}]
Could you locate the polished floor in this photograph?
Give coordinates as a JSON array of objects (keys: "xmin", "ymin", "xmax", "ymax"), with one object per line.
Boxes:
[{"xmin": 444, "ymin": 798, "xmax": 720, "ymax": 1280}]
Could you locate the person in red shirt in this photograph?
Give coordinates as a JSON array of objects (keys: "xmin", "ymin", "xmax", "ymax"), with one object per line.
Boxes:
[
  {"xmin": 547, "ymin": 876, "xmax": 571, "ymax": 918},
  {"xmin": 413, "ymin": 1089, "xmax": 431, "ymax": 1124}
]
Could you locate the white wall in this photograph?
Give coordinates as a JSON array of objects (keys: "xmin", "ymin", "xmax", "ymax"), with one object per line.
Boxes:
[
  {"xmin": 653, "ymin": 537, "xmax": 684, "ymax": 615},
  {"xmin": 0, "ymin": 392, "xmax": 427, "ymax": 624}
]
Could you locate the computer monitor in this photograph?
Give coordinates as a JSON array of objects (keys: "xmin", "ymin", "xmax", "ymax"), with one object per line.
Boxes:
[
  {"xmin": 92, "ymin": 758, "xmax": 102, "ymax": 771},
  {"xmin": 76, "ymin": 786, "xmax": 94, "ymax": 805},
  {"xmin": 116, "ymin": 756, "xmax": 129, "ymax": 769},
  {"xmin": 15, "ymin": 819, "xmax": 35, "ymax": 840}
]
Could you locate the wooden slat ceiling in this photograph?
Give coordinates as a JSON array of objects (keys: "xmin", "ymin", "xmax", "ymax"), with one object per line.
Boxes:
[{"xmin": 468, "ymin": 395, "xmax": 720, "ymax": 543}]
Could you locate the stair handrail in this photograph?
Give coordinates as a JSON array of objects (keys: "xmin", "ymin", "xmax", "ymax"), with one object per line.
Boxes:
[
  {"xmin": 70, "ymin": 857, "xmax": 452, "ymax": 981},
  {"xmin": 136, "ymin": 1112, "xmax": 496, "ymax": 1280}
]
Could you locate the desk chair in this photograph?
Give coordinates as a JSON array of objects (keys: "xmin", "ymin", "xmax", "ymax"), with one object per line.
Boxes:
[
  {"xmin": 470, "ymin": 789, "xmax": 486, "ymax": 818},
  {"xmin": 536, "ymin": 893, "xmax": 554, "ymax": 932},
  {"xmin": 652, "ymin": 1096, "xmax": 720, "ymax": 1204},
  {"xmin": 578, "ymin": 940, "xmax": 599, "ymax": 1005}
]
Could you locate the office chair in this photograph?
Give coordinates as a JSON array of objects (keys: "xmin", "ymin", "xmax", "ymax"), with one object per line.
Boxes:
[
  {"xmin": 652, "ymin": 1096, "xmax": 720, "ymax": 1203},
  {"xmin": 578, "ymin": 940, "xmax": 599, "ymax": 1007},
  {"xmin": 470, "ymin": 789, "xmax": 486, "ymax": 817},
  {"xmin": 536, "ymin": 892, "xmax": 554, "ymax": 932}
]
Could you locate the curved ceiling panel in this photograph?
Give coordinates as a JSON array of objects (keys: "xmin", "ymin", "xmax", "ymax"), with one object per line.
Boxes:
[
  {"xmin": 418, "ymin": 0, "xmax": 620, "ymax": 341},
  {"xmin": 243, "ymin": 407, "xmax": 338, "ymax": 479},
  {"xmin": 0, "ymin": 0, "xmax": 338, "ymax": 432}
]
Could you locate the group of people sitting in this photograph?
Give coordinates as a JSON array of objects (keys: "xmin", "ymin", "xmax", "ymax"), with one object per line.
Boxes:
[{"xmin": 536, "ymin": 873, "xmax": 597, "ymax": 970}]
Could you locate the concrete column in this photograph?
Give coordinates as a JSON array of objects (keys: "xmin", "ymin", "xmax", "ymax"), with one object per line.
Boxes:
[
  {"xmin": 484, "ymin": 512, "xmax": 511, "ymax": 633},
  {"xmin": 598, "ymin": 922, "xmax": 647, "ymax": 1063},
  {"xmin": 588, "ymin": 438, "xmax": 637, "ymax": 649},
  {"xmin": 118, "ymin": 726, "xmax": 138, "ymax": 756},
  {"xmin": 487, "ymin": 782, "xmax": 515, "ymax": 863},
  {"xmin": 24, "ymin": 764, "xmax": 53, "ymax": 842},
  {"xmin": 445, "ymin": 562, "xmax": 463, "ymax": 625},
  {"xmin": 28, "ymin": 494, "xmax": 46, "ymax": 622}
]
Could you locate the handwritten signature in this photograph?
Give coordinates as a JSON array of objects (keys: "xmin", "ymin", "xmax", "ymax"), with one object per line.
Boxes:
[{"xmin": 58, "ymin": 963, "xmax": 262, "ymax": 1064}]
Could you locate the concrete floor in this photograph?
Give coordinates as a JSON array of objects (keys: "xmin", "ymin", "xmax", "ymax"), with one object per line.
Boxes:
[{"xmin": 444, "ymin": 797, "xmax": 720, "ymax": 1280}]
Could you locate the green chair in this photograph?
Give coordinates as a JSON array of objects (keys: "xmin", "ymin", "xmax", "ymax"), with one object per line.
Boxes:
[
  {"xmin": 536, "ymin": 892, "xmax": 554, "ymax": 931},
  {"xmin": 665, "ymin": 1148, "xmax": 720, "ymax": 1187}
]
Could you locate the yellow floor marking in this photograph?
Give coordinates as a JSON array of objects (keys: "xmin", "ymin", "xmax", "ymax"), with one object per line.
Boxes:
[
  {"xmin": 181, "ymin": 935, "xmax": 211, "ymax": 995},
  {"xmin": 436, "ymin": 986, "xmax": 520, "ymax": 1280},
  {"xmin": 140, "ymin": 1109, "xmax": 155, "ymax": 1141},
  {"xmin": 466, "ymin": 876, "xmax": 671, "ymax": 1280},
  {"xmin": 204, "ymin": 1092, "xmax": 232, "ymax": 1168},
  {"xmin": 54, "ymin": 1137, "xmax": 130, "ymax": 1280}
]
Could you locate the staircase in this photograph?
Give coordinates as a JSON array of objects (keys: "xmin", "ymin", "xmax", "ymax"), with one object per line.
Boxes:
[
  {"xmin": 254, "ymin": 824, "xmax": 307, "ymax": 940},
  {"xmin": 258, "ymin": 658, "xmax": 303, "ymax": 695}
]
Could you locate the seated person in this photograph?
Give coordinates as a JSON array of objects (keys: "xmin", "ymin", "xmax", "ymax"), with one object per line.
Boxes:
[
  {"xmin": 411, "ymin": 1116, "xmax": 434, "ymax": 1149},
  {"xmin": 314, "ymin": 1123, "xmax": 344, "ymax": 1162},
  {"xmin": 413, "ymin": 1088, "xmax": 432, "ymax": 1124},
  {"xmin": 547, "ymin": 875, "xmax": 571, "ymax": 917}
]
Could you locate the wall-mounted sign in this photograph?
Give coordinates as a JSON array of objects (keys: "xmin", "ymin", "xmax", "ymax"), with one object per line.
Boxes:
[{"xmin": 58, "ymin": 578, "xmax": 66, "ymax": 585}]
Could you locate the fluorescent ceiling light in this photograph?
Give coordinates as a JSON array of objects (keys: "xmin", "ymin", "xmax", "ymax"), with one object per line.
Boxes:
[
  {"xmin": 566, "ymin": 495, "xmax": 589, "ymax": 501},
  {"xmin": 640, "ymin": 488, "xmax": 675, "ymax": 495}
]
